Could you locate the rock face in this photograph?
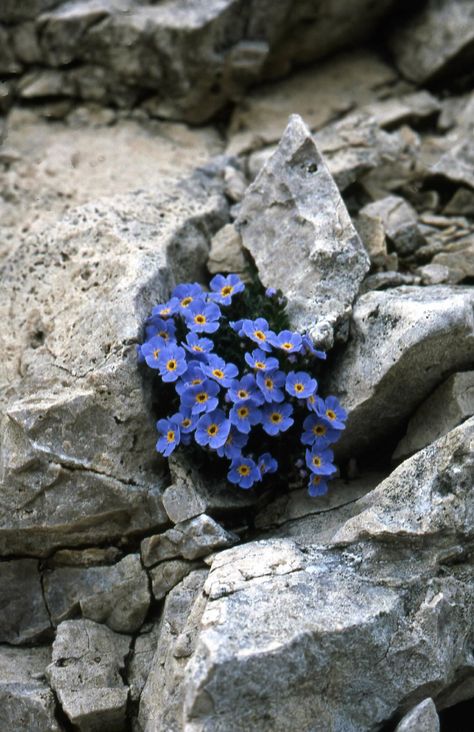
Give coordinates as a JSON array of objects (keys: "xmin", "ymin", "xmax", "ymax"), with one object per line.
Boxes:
[
  {"xmin": 180, "ymin": 419, "xmax": 474, "ymax": 731},
  {"xmin": 237, "ymin": 114, "xmax": 370, "ymax": 347},
  {"xmin": 323, "ymin": 286, "xmax": 474, "ymax": 458},
  {"xmin": 0, "ymin": 559, "xmax": 51, "ymax": 644},
  {"xmin": 0, "ymin": 173, "xmax": 228, "ymax": 557}
]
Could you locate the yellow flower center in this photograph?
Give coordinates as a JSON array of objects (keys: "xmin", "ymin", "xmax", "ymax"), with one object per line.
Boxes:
[
  {"xmin": 152, "ymin": 348, "xmax": 160, "ymax": 359},
  {"xmin": 166, "ymin": 359, "xmax": 177, "ymax": 371},
  {"xmin": 255, "ymin": 361, "xmax": 265, "ymax": 370},
  {"xmin": 312, "ymin": 456, "xmax": 322, "ymax": 467},
  {"xmin": 238, "ymin": 464, "xmax": 250, "ymax": 476},
  {"xmin": 237, "ymin": 406, "xmax": 249, "ymax": 419},
  {"xmin": 181, "ymin": 297, "xmax": 193, "ymax": 307},
  {"xmin": 312, "ymin": 475, "xmax": 321, "ymax": 485},
  {"xmin": 270, "ymin": 412, "xmax": 282, "ymax": 424},
  {"xmin": 196, "ymin": 392, "xmax": 208, "ymax": 403},
  {"xmin": 313, "ymin": 425, "xmax": 326, "ymax": 436},
  {"xmin": 160, "ymin": 308, "xmax": 170, "ymax": 316},
  {"xmin": 294, "ymin": 383, "xmax": 304, "ymax": 393},
  {"xmin": 254, "ymin": 330, "xmax": 266, "ymax": 341},
  {"xmin": 159, "ymin": 331, "xmax": 169, "ymax": 340},
  {"xmin": 182, "ymin": 418, "xmax": 191, "ymax": 428},
  {"xmin": 212, "ymin": 368, "xmax": 224, "ymax": 379},
  {"xmin": 207, "ymin": 423, "xmax": 218, "ymax": 436},
  {"xmin": 193, "ymin": 345, "xmax": 203, "ymax": 352},
  {"xmin": 191, "ymin": 378, "xmax": 202, "ymax": 385},
  {"xmin": 166, "ymin": 430, "xmax": 175, "ymax": 443},
  {"xmin": 195, "ymin": 314, "xmax": 206, "ymax": 325},
  {"xmin": 221, "ymin": 285, "xmax": 233, "ymax": 296},
  {"xmin": 308, "ymin": 395, "xmax": 315, "ymax": 405},
  {"xmin": 282, "ymin": 342, "xmax": 293, "ymax": 350},
  {"xmin": 326, "ymin": 409, "xmax": 336, "ymax": 421},
  {"xmin": 238, "ymin": 389, "xmax": 248, "ymax": 399},
  {"xmin": 265, "ymin": 378, "xmax": 273, "ymax": 389}
]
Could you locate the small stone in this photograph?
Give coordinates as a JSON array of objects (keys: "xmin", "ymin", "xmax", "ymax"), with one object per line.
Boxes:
[
  {"xmin": 393, "ymin": 371, "xmax": 474, "ymax": 461},
  {"xmin": 360, "ymin": 272, "xmax": 418, "ymax": 294},
  {"xmin": 444, "ymin": 188, "xmax": 474, "ymax": 216},
  {"xmin": 150, "ymin": 559, "xmax": 200, "ymax": 601},
  {"xmin": 354, "ymin": 209, "xmax": 388, "ymax": 267},
  {"xmin": 141, "ymin": 514, "xmax": 238, "ymax": 566},
  {"xmin": 416, "ymin": 263, "xmax": 450, "ymax": 285},
  {"xmin": 207, "ymin": 224, "xmax": 248, "ymax": 277},
  {"xmin": 0, "ymin": 559, "xmax": 51, "ymax": 644},
  {"xmin": 236, "ymin": 114, "xmax": 369, "ymax": 348},
  {"xmin": 359, "ymin": 195, "xmax": 426, "ymax": 256},
  {"xmin": 49, "ymin": 547, "xmax": 122, "ymax": 568},
  {"xmin": 432, "ymin": 241, "xmax": 474, "ymax": 283},
  {"xmin": 223, "ymin": 166, "xmax": 248, "ymax": 202},
  {"xmin": 127, "ymin": 621, "xmax": 162, "ymax": 703},
  {"xmin": 363, "ymin": 91, "xmax": 441, "ymax": 129},
  {"xmin": 47, "ymin": 619, "xmax": 130, "ymax": 732},
  {"xmin": 395, "ymin": 699, "xmax": 440, "ymax": 732},
  {"xmin": 432, "ymin": 136, "xmax": 474, "ymax": 190}
]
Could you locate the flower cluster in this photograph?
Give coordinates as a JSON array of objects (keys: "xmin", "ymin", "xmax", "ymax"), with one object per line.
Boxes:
[{"xmin": 138, "ymin": 274, "xmax": 347, "ymax": 496}]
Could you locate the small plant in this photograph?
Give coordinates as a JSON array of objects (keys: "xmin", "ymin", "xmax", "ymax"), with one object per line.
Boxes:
[{"xmin": 138, "ymin": 274, "xmax": 347, "ymax": 496}]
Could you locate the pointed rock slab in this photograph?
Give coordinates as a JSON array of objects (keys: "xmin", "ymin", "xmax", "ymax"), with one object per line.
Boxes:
[
  {"xmin": 323, "ymin": 285, "xmax": 474, "ymax": 459},
  {"xmin": 395, "ymin": 699, "xmax": 440, "ymax": 732},
  {"xmin": 236, "ymin": 114, "xmax": 369, "ymax": 348}
]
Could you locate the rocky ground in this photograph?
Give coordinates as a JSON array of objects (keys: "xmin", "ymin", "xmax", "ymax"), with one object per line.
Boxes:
[{"xmin": 0, "ymin": 1, "xmax": 473, "ymax": 731}]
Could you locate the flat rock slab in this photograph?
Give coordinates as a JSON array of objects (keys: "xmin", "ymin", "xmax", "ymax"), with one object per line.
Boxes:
[
  {"xmin": 0, "ymin": 558, "xmax": 51, "ymax": 644},
  {"xmin": 236, "ymin": 114, "xmax": 369, "ymax": 348},
  {"xmin": 389, "ymin": 0, "xmax": 474, "ymax": 84},
  {"xmin": 0, "ymin": 646, "xmax": 59, "ymax": 732},
  {"xmin": 47, "ymin": 619, "xmax": 131, "ymax": 732},
  {"xmin": 323, "ymin": 285, "xmax": 474, "ymax": 458}
]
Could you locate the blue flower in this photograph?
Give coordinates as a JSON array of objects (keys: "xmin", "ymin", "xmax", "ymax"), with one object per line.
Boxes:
[
  {"xmin": 229, "ymin": 399, "xmax": 262, "ymax": 434},
  {"xmin": 257, "ymin": 452, "xmax": 278, "ymax": 478},
  {"xmin": 195, "ymin": 409, "xmax": 231, "ymax": 449},
  {"xmin": 181, "ymin": 378, "xmax": 220, "ymax": 414},
  {"xmin": 261, "ymin": 402, "xmax": 294, "ymax": 436},
  {"xmin": 268, "ymin": 330, "xmax": 303, "ymax": 354},
  {"xmin": 144, "ymin": 316, "xmax": 176, "ymax": 343},
  {"xmin": 202, "ymin": 354, "xmax": 239, "ymax": 388},
  {"xmin": 151, "ymin": 298, "xmax": 180, "ymax": 319},
  {"xmin": 285, "ymin": 371, "xmax": 317, "ymax": 399},
  {"xmin": 241, "ymin": 318, "xmax": 275, "ymax": 352},
  {"xmin": 244, "ymin": 348, "xmax": 279, "ymax": 373},
  {"xmin": 136, "ymin": 344, "xmax": 145, "ymax": 363},
  {"xmin": 184, "ymin": 300, "xmax": 221, "ymax": 333},
  {"xmin": 171, "ymin": 410, "xmax": 198, "ymax": 435},
  {"xmin": 315, "ymin": 396, "xmax": 347, "ymax": 430},
  {"xmin": 175, "ymin": 361, "xmax": 205, "ymax": 396},
  {"xmin": 228, "ymin": 456, "xmax": 261, "ymax": 490},
  {"xmin": 301, "ymin": 414, "xmax": 339, "ymax": 446},
  {"xmin": 156, "ymin": 418, "xmax": 180, "ymax": 457},
  {"xmin": 183, "ymin": 333, "xmax": 214, "ymax": 361},
  {"xmin": 171, "ymin": 283, "xmax": 204, "ymax": 313},
  {"xmin": 140, "ymin": 336, "xmax": 168, "ymax": 369},
  {"xmin": 216, "ymin": 427, "xmax": 248, "ymax": 459},
  {"xmin": 308, "ymin": 474, "xmax": 329, "ymax": 497},
  {"xmin": 306, "ymin": 394, "xmax": 317, "ymax": 412},
  {"xmin": 229, "ymin": 319, "xmax": 245, "ymax": 336},
  {"xmin": 228, "ymin": 374, "xmax": 264, "ymax": 405},
  {"xmin": 302, "ymin": 333, "xmax": 326, "ymax": 360},
  {"xmin": 305, "ymin": 447, "xmax": 337, "ymax": 476},
  {"xmin": 265, "ymin": 287, "xmax": 277, "ymax": 298},
  {"xmin": 157, "ymin": 344, "xmax": 187, "ymax": 382},
  {"xmin": 256, "ymin": 369, "xmax": 286, "ymax": 403},
  {"xmin": 209, "ymin": 274, "xmax": 245, "ymax": 305}
]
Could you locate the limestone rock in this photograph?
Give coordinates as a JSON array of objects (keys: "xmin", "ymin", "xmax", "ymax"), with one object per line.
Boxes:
[
  {"xmin": 358, "ymin": 195, "xmax": 425, "ymax": 256},
  {"xmin": 0, "ymin": 559, "xmax": 51, "ymax": 644},
  {"xmin": 138, "ymin": 570, "xmax": 208, "ymax": 732},
  {"xmin": 47, "ymin": 619, "xmax": 131, "ymax": 732},
  {"xmin": 360, "ymin": 271, "xmax": 419, "ymax": 294},
  {"xmin": 444, "ymin": 187, "xmax": 474, "ymax": 216},
  {"xmin": 395, "ymin": 698, "xmax": 440, "ymax": 732},
  {"xmin": 393, "ymin": 371, "xmax": 474, "ymax": 461},
  {"xmin": 416, "ymin": 263, "xmax": 450, "ymax": 285},
  {"xmin": 355, "ymin": 207, "xmax": 389, "ymax": 268},
  {"xmin": 150, "ymin": 559, "xmax": 200, "ymax": 601},
  {"xmin": 207, "ymin": 224, "xmax": 248, "ymax": 278},
  {"xmin": 323, "ymin": 286, "xmax": 474, "ymax": 458},
  {"xmin": 432, "ymin": 241, "xmax": 474, "ymax": 283},
  {"xmin": 0, "ymin": 646, "xmax": 59, "ymax": 732},
  {"xmin": 141, "ymin": 515, "xmax": 238, "ymax": 567},
  {"xmin": 389, "ymin": 0, "xmax": 474, "ymax": 84},
  {"xmin": 127, "ymin": 621, "xmax": 162, "ymax": 704},
  {"xmin": 0, "ymin": 170, "xmax": 228, "ymax": 556},
  {"xmin": 432, "ymin": 136, "xmax": 474, "ymax": 190},
  {"xmin": 363, "ymin": 91, "xmax": 441, "ymax": 130},
  {"xmin": 43, "ymin": 553, "xmax": 150, "ymax": 633},
  {"xmin": 236, "ymin": 114, "xmax": 370, "ymax": 348}
]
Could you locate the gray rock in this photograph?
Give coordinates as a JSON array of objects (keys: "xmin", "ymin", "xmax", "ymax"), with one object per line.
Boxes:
[
  {"xmin": 355, "ymin": 207, "xmax": 389, "ymax": 268},
  {"xmin": 358, "ymin": 195, "xmax": 425, "ymax": 256},
  {"xmin": 323, "ymin": 286, "xmax": 474, "ymax": 458},
  {"xmin": 150, "ymin": 559, "xmax": 200, "ymax": 601},
  {"xmin": 389, "ymin": 0, "xmax": 474, "ymax": 84},
  {"xmin": 432, "ymin": 136, "xmax": 474, "ymax": 190},
  {"xmin": 0, "ymin": 646, "xmax": 59, "ymax": 732},
  {"xmin": 0, "ymin": 559, "xmax": 51, "ymax": 644},
  {"xmin": 432, "ymin": 241, "xmax": 474, "ymax": 283},
  {"xmin": 43, "ymin": 553, "xmax": 150, "ymax": 633},
  {"xmin": 236, "ymin": 114, "xmax": 370, "ymax": 348},
  {"xmin": 127, "ymin": 620, "xmax": 162, "ymax": 704},
  {"xmin": 393, "ymin": 371, "xmax": 474, "ymax": 461},
  {"xmin": 360, "ymin": 271, "xmax": 419, "ymax": 294},
  {"xmin": 141, "ymin": 514, "xmax": 238, "ymax": 567},
  {"xmin": 181, "ymin": 420, "xmax": 474, "ymax": 732},
  {"xmin": 444, "ymin": 187, "xmax": 474, "ymax": 216},
  {"xmin": 47, "ymin": 619, "xmax": 131, "ymax": 732},
  {"xmin": 363, "ymin": 91, "xmax": 441, "ymax": 130},
  {"xmin": 138, "ymin": 570, "xmax": 208, "ymax": 732},
  {"xmin": 0, "ymin": 172, "xmax": 228, "ymax": 557},
  {"xmin": 207, "ymin": 224, "xmax": 248, "ymax": 277},
  {"xmin": 416, "ymin": 263, "xmax": 451, "ymax": 285},
  {"xmin": 49, "ymin": 546, "xmax": 122, "ymax": 567},
  {"xmin": 395, "ymin": 698, "xmax": 440, "ymax": 732}
]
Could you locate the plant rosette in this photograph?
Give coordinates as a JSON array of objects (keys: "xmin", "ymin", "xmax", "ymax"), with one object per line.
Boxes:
[{"xmin": 138, "ymin": 273, "xmax": 347, "ymax": 496}]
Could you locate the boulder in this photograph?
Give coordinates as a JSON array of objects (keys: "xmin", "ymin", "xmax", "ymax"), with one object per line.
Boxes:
[
  {"xmin": 236, "ymin": 114, "xmax": 370, "ymax": 348},
  {"xmin": 47, "ymin": 619, "xmax": 131, "ymax": 732},
  {"xmin": 323, "ymin": 286, "xmax": 474, "ymax": 458},
  {"xmin": 0, "ymin": 559, "xmax": 51, "ymax": 644}
]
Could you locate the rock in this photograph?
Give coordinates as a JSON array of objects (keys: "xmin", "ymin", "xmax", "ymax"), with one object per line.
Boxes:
[
  {"xmin": 223, "ymin": 166, "xmax": 247, "ymax": 202},
  {"xmin": 236, "ymin": 114, "xmax": 370, "ymax": 348},
  {"xmin": 43, "ymin": 553, "xmax": 150, "ymax": 633},
  {"xmin": 360, "ymin": 271, "xmax": 419, "ymax": 294},
  {"xmin": 207, "ymin": 224, "xmax": 248, "ymax": 278},
  {"xmin": 0, "ymin": 646, "xmax": 59, "ymax": 732},
  {"xmin": 432, "ymin": 241, "xmax": 474, "ymax": 283},
  {"xmin": 138, "ymin": 570, "xmax": 208, "ymax": 732},
  {"xmin": 355, "ymin": 208, "xmax": 389, "ymax": 268},
  {"xmin": 389, "ymin": 0, "xmax": 474, "ymax": 84},
  {"xmin": 393, "ymin": 371, "xmax": 474, "ymax": 461},
  {"xmin": 227, "ymin": 50, "xmax": 397, "ymax": 156},
  {"xmin": 444, "ymin": 187, "xmax": 474, "ymax": 216},
  {"xmin": 323, "ymin": 286, "xmax": 474, "ymax": 458},
  {"xmin": 47, "ymin": 619, "xmax": 130, "ymax": 732},
  {"xmin": 127, "ymin": 620, "xmax": 162, "ymax": 704},
  {"xmin": 181, "ymin": 420, "xmax": 474, "ymax": 732},
  {"xmin": 432, "ymin": 136, "xmax": 474, "ymax": 190},
  {"xmin": 359, "ymin": 124, "xmax": 421, "ymax": 201},
  {"xmin": 141, "ymin": 514, "xmax": 238, "ymax": 567},
  {"xmin": 49, "ymin": 546, "xmax": 122, "ymax": 567},
  {"xmin": 416, "ymin": 263, "xmax": 451, "ymax": 285},
  {"xmin": 358, "ymin": 195, "xmax": 425, "ymax": 256},
  {"xmin": 150, "ymin": 559, "xmax": 200, "ymax": 601},
  {"xmin": 395, "ymin": 698, "xmax": 440, "ymax": 732},
  {"xmin": 363, "ymin": 91, "xmax": 441, "ymax": 130},
  {"xmin": 0, "ymin": 559, "xmax": 51, "ymax": 644},
  {"xmin": 0, "ymin": 167, "xmax": 228, "ymax": 556}
]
